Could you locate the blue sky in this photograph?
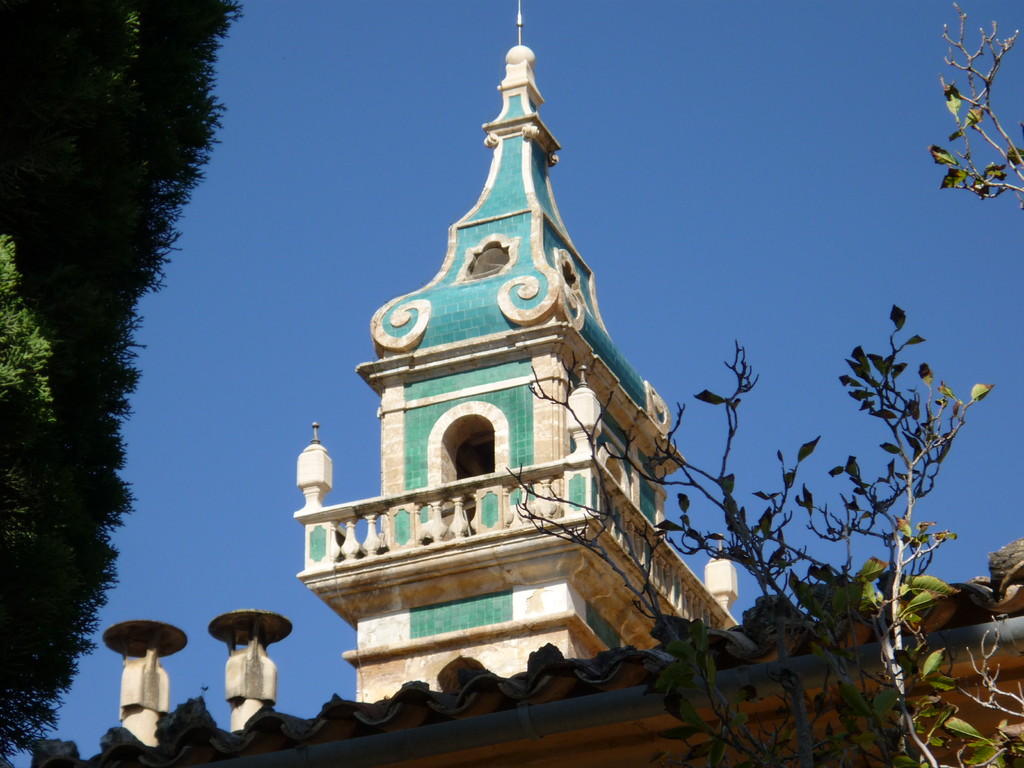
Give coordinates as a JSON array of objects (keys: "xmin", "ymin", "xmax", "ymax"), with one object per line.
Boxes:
[{"xmin": 45, "ymin": 1, "xmax": 1024, "ymax": 758}]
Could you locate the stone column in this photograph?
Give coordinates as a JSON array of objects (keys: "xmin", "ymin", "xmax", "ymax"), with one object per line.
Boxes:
[
  {"xmin": 704, "ymin": 557, "xmax": 739, "ymax": 612},
  {"xmin": 103, "ymin": 620, "xmax": 187, "ymax": 746},
  {"xmin": 208, "ymin": 610, "xmax": 292, "ymax": 732},
  {"xmin": 567, "ymin": 368, "xmax": 601, "ymax": 458},
  {"xmin": 297, "ymin": 422, "xmax": 333, "ymax": 512}
]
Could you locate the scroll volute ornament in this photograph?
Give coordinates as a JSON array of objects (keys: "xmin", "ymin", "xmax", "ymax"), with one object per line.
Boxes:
[{"xmin": 371, "ymin": 297, "xmax": 432, "ymax": 355}]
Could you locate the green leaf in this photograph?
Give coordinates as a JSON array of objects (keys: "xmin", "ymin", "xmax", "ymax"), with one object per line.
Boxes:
[
  {"xmin": 965, "ymin": 744, "xmax": 1002, "ymax": 766},
  {"xmin": 945, "ymin": 716, "xmax": 986, "ymax": 741},
  {"xmin": 893, "ymin": 757, "xmax": 924, "ymax": 768},
  {"xmin": 971, "ymin": 383, "xmax": 994, "ymax": 402},
  {"xmin": 845, "ymin": 456, "xmax": 861, "ymax": 477},
  {"xmin": 675, "ymin": 696, "xmax": 708, "ymax": 729},
  {"xmin": 942, "ymin": 167, "xmax": 969, "ymax": 188},
  {"xmin": 656, "ymin": 519, "xmax": 683, "ymax": 531},
  {"xmin": 677, "ymin": 494, "xmax": 690, "ymax": 512},
  {"xmin": 906, "ymin": 574, "xmax": 955, "ymax": 595},
  {"xmin": 902, "ymin": 590, "xmax": 938, "ymax": 619},
  {"xmin": 839, "ymin": 682, "xmax": 872, "ymax": 718},
  {"xmin": 729, "ymin": 711, "xmax": 748, "ymax": 728},
  {"xmin": 691, "ymin": 620, "xmax": 708, "ymax": 652},
  {"xmin": 873, "ymin": 688, "xmax": 899, "ymax": 718},
  {"xmin": 929, "ymin": 145, "xmax": 958, "ymax": 165},
  {"xmin": 797, "ymin": 436, "xmax": 820, "ymax": 462},
  {"xmin": 927, "ymin": 674, "xmax": 956, "ymax": 691},
  {"xmin": 944, "ymin": 83, "xmax": 963, "ymax": 116},
  {"xmin": 694, "ymin": 390, "xmax": 726, "ymax": 405},
  {"xmin": 922, "ymin": 648, "xmax": 946, "ymax": 678},
  {"xmin": 966, "ymin": 107, "xmax": 983, "ymax": 127},
  {"xmin": 665, "ymin": 640, "xmax": 696, "ymax": 663},
  {"xmin": 986, "ymin": 163, "xmax": 1008, "ymax": 181},
  {"xmin": 720, "ymin": 474, "xmax": 735, "ymax": 494},
  {"xmin": 890, "ymin": 305, "xmax": 907, "ymax": 331},
  {"xmin": 828, "ymin": 465, "xmax": 844, "ymax": 477},
  {"xmin": 858, "ymin": 557, "xmax": 887, "ymax": 582},
  {"xmin": 938, "ymin": 383, "xmax": 956, "ymax": 399},
  {"xmin": 919, "ymin": 363, "xmax": 933, "ymax": 385},
  {"xmin": 880, "ymin": 442, "xmax": 901, "ymax": 455},
  {"xmin": 709, "ymin": 738, "xmax": 726, "ymax": 767}
]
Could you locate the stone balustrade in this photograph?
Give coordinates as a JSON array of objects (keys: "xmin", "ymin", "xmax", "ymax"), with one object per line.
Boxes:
[
  {"xmin": 297, "ymin": 455, "xmax": 719, "ymax": 624},
  {"xmin": 299, "ymin": 460, "xmax": 586, "ymax": 567}
]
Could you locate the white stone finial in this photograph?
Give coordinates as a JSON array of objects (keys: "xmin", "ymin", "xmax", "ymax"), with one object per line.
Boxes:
[
  {"xmin": 209, "ymin": 610, "xmax": 292, "ymax": 732},
  {"xmin": 506, "ymin": 44, "xmax": 535, "ymax": 68},
  {"xmin": 103, "ymin": 620, "xmax": 187, "ymax": 746},
  {"xmin": 704, "ymin": 556, "xmax": 739, "ymax": 612},
  {"xmin": 567, "ymin": 367, "xmax": 601, "ymax": 458},
  {"xmin": 297, "ymin": 423, "xmax": 333, "ymax": 511},
  {"xmin": 499, "ymin": 43, "xmax": 541, "ymax": 108}
]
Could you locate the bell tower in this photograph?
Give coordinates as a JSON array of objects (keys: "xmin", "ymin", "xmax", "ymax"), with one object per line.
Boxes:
[{"xmin": 295, "ymin": 44, "xmax": 735, "ymax": 701}]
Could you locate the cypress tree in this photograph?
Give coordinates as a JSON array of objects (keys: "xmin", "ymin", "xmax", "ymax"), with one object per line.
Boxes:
[{"xmin": 0, "ymin": 1, "xmax": 240, "ymax": 754}]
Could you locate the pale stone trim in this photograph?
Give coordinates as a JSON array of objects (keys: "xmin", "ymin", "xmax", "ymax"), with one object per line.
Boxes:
[
  {"xmin": 357, "ymin": 609, "xmax": 410, "ymax": 647},
  {"xmin": 512, "ymin": 580, "xmax": 582, "ymax": 620},
  {"xmin": 380, "ymin": 386, "xmax": 406, "ymax": 494},
  {"xmin": 402, "ymin": 375, "xmax": 535, "ymax": 411},
  {"xmin": 456, "ymin": 130, "xmax": 507, "ymax": 225},
  {"xmin": 346, "ymin": 609, "xmax": 587, "ymax": 665},
  {"xmin": 554, "ymin": 249, "xmax": 586, "ymax": 330},
  {"xmin": 644, "ymin": 381, "xmax": 672, "ymax": 435}
]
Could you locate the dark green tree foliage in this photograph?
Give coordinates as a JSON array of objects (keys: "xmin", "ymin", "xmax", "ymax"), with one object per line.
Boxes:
[{"xmin": 0, "ymin": 0, "xmax": 239, "ymax": 755}]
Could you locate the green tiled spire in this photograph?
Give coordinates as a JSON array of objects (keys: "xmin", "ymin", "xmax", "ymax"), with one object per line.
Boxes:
[{"xmin": 369, "ymin": 45, "xmax": 656, "ymax": 413}]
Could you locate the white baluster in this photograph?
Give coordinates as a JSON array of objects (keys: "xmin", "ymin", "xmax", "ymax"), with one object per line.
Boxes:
[
  {"xmin": 340, "ymin": 519, "xmax": 363, "ymax": 559},
  {"xmin": 417, "ymin": 505, "xmax": 431, "ymax": 544},
  {"xmin": 363, "ymin": 512, "xmax": 381, "ymax": 555},
  {"xmin": 532, "ymin": 479, "xmax": 562, "ymax": 520},
  {"xmin": 450, "ymin": 496, "xmax": 471, "ymax": 538},
  {"xmin": 511, "ymin": 488, "xmax": 532, "ymax": 528},
  {"xmin": 379, "ymin": 512, "xmax": 392, "ymax": 552},
  {"xmin": 435, "ymin": 502, "xmax": 450, "ymax": 541},
  {"xmin": 420, "ymin": 503, "xmax": 449, "ymax": 544}
]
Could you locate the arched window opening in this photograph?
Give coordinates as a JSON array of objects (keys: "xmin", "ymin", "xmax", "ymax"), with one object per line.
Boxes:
[
  {"xmin": 437, "ymin": 656, "xmax": 486, "ymax": 694},
  {"xmin": 467, "ymin": 241, "xmax": 510, "ymax": 279},
  {"xmin": 442, "ymin": 415, "xmax": 496, "ymax": 481},
  {"xmin": 561, "ymin": 259, "xmax": 577, "ymax": 287},
  {"xmin": 428, "ymin": 402, "xmax": 511, "ymax": 486}
]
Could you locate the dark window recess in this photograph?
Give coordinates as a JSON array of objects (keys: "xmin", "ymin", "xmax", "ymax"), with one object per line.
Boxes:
[
  {"xmin": 455, "ymin": 431, "xmax": 495, "ymax": 478},
  {"xmin": 468, "ymin": 242, "xmax": 510, "ymax": 278},
  {"xmin": 442, "ymin": 414, "xmax": 497, "ymax": 482},
  {"xmin": 438, "ymin": 656, "xmax": 487, "ymax": 693},
  {"xmin": 562, "ymin": 260, "xmax": 577, "ymax": 286}
]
